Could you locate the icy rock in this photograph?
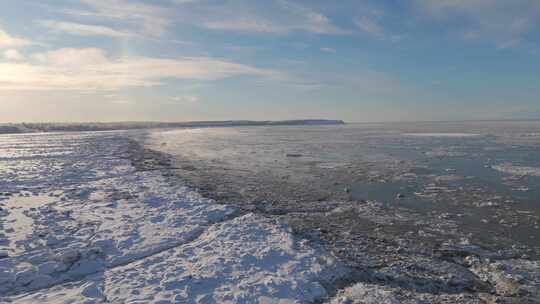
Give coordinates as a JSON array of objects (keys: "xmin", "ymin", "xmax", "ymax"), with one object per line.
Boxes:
[
  {"xmin": 470, "ymin": 259, "xmax": 540, "ymax": 300},
  {"xmin": 84, "ymin": 246, "xmax": 105, "ymax": 258},
  {"xmin": 286, "ymin": 153, "xmax": 303, "ymax": 158},
  {"xmin": 57, "ymin": 249, "xmax": 81, "ymax": 266}
]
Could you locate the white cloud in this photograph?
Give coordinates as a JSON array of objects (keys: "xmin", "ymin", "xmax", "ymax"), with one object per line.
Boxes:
[
  {"xmin": 0, "ymin": 28, "xmax": 33, "ymax": 49},
  {"xmin": 202, "ymin": 18, "xmax": 285, "ymax": 34},
  {"xmin": 353, "ymin": 16, "xmax": 402, "ymax": 42},
  {"xmin": 169, "ymin": 95, "xmax": 199, "ymax": 104},
  {"xmin": 0, "ymin": 48, "xmax": 276, "ymax": 91},
  {"xmin": 177, "ymin": 0, "xmax": 347, "ymax": 35},
  {"xmin": 65, "ymin": 0, "xmax": 171, "ymax": 36},
  {"xmin": 109, "ymin": 99, "xmax": 132, "ymax": 105},
  {"xmin": 55, "ymin": 0, "xmax": 346, "ymax": 37},
  {"xmin": 31, "ymin": 48, "xmax": 109, "ymax": 66},
  {"xmin": 355, "ymin": 17, "xmax": 384, "ymax": 38},
  {"xmin": 40, "ymin": 20, "xmax": 133, "ymax": 38},
  {"xmin": 275, "ymin": 0, "xmax": 347, "ymax": 34},
  {"xmin": 320, "ymin": 47, "xmax": 336, "ymax": 53},
  {"xmin": 3, "ymin": 49, "xmax": 24, "ymax": 61}
]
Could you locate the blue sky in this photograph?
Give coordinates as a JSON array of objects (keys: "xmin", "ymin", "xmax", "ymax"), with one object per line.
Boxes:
[{"xmin": 0, "ymin": 0, "xmax": 539, "ymax": 122}]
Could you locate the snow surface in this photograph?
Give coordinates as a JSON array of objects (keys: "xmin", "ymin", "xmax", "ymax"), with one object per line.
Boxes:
[{"xmin": 0, "ymin": 132, "xmax": 348, "ymax": 303}]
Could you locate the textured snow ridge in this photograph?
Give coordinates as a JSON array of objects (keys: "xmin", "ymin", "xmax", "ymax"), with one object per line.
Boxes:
[{"xmin": 0, "ymin": 132, "xmax": 347, "ymax": 303}]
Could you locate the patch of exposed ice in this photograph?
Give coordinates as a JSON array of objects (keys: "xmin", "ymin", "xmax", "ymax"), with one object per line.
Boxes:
[
  {"xmin": 425, "ymin": 148, "xmax": 467, "ymax": 157},
  {"xmin": 492, "ymin": 163, "xmax": 540, "ymax": 177},
  {"xmin": 329, "ymin": 281, "xmax": 485, "ymax": 304},
  {"xmin": 403, "ymin": 133, "xmax": 481, "ymax": 137},
  {"xmin": 434, "ymin": 174, "xmax": 464, "ymax": 182},
  {"xmin": 470, "ymin": 259, "xmax": 540, "ymax": 299}
]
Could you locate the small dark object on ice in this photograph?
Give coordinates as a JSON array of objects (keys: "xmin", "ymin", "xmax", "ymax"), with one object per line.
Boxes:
[{"xmin": 286, "ymin": 153, "xmax": 303, "ymax": 158}]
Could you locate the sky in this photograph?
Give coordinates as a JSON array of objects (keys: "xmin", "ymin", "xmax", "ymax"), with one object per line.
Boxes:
[{"xmin": 0, "ymin": 0, "xmax": 539, "ymax": 123}]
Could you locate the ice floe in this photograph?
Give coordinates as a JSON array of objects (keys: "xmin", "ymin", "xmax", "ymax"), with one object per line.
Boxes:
[
  {"xmin": 492, "ymin": 163, "xmax": 540, "ymax": 177},
  {"xmin": 403, "ymin": 133, "xmax": 482, "ymax": 137}
]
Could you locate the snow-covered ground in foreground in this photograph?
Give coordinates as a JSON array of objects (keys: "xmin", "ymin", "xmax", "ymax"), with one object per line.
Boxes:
[{"xmin": 0, "ymin": 132, "xmax": 347, "ymax": 303}]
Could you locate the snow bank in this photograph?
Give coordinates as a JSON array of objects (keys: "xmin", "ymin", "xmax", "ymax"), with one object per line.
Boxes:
[
  {"xmin": 11, "ymin": 213, "xmax": 347, "ymax": 303},
  {"xmin": 0, "ymin": 132, "xmax": 348, "ymax": 303}
]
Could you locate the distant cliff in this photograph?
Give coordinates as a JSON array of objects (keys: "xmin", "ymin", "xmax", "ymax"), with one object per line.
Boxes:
[{"xmin": 0, "ymin": 120, "xmax": 345, "ymax": 134}]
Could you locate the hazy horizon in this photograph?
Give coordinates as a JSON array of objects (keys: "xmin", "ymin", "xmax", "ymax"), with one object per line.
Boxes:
[{"xmin": 1, "ymin": 1, "xmax": 539, "ymax": 123}]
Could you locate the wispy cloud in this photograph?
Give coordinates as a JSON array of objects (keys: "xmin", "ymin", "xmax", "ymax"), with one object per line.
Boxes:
[
  {"xmin": 415, "ymin": 0, "xmax": 540, "ymax": 48},
  {"xmin": 202, "ymin": 18, "xmax": 285, "ymax": 34},
  {"xmin": 64, "ymin": 0, "xmax": 171, "ymax": 36},
  {"xmin": 3, "ymin": 49, "xmax": 24, "ymax": 61},
  {"xmin": 176, "ymin": 0, "xmax": 348, "ymax": 35},
  {"xmin": 320, "ymin": 47, "xmax": 336, "ymax": 53},
  {"xmin": 0, "ymin": 28, "xmax": 34, "ymax": 49},
  {"xmin": 274, "ymin": 0, "xmax": 347, "ymax": 34},
  {"xmin": 169, "ymin": 95, "xmax": 200, "ymax": 104},
  {"xmin": 0, "ymin": 48, "xmax": 276, "ymax": 91},
  {"xmin": 50, "ymin": 0, "xmax": 348, "ymax": 38},
  {"xmin": 40, "ymin": 20, "xmax": 133, "ymax": 38},
  {"xmin": 353, "ymin": 15, "xmax": 402, "ymax": 42},
  {"xmin": 355, "ymin": 17, "xmax": 385, "ymax": 38}
]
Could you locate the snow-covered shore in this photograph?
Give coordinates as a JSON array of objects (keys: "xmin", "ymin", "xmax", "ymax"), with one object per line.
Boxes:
[
  {"xmin": 2, "ymin": 130, "xmax": 540, "ymax": 303},
  {"xmin": 0, "ymin": 132, "xmax": 348, "ymax": 303}
]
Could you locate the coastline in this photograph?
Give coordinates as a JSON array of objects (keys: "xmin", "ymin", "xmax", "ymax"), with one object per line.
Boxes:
[
  {"xmin": 0, "ymin": 120, "xmax": 345, "ymax": 135},
  {"xmin": 1, "ymin": 130, "xmax": 539, "ymax": 303}
]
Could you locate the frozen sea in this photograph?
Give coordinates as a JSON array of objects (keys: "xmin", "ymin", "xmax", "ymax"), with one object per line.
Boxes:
[
  {"xmin": 146, "ymin": 121, "xmax": 540, "ymax": 255},
  {"xmin": 2, "ymin": 121, "xmax": 540, "ymax": 303}
]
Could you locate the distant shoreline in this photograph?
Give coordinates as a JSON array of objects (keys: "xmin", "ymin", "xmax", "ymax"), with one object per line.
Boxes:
[{"xmin": 0, "ymin": 119, "xmax": 345, "ymax": 135}]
